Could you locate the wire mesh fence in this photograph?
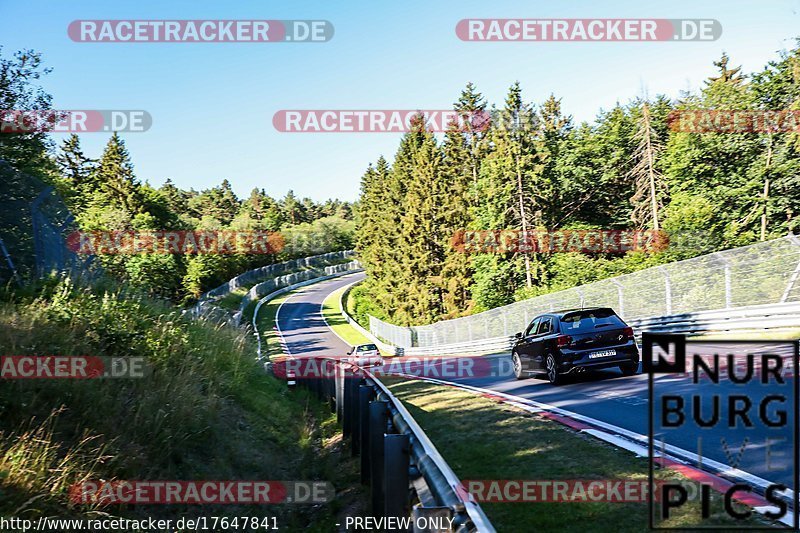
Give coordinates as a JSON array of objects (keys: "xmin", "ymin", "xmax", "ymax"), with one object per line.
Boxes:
[
  {"xmin": 369, "ymin": 236, "xmax": 800, "ymax": 348},
  {"xmin": 0, "ymin": 160, "xmax": 94, "ymax": 285}
]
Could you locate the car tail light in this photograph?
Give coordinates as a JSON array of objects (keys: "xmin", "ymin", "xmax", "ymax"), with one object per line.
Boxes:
[
  {"xmin": 556, "ymin": 335, "xmax": 572, "ymax": 347},
  {"xmin": 623, "ymin": 327, "xmax": 634, "ymax": 339}
]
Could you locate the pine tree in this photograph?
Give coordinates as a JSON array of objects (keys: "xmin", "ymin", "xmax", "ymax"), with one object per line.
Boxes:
[
  {"xmin": 93, "ymin": 133, "xmax": 143, "ymax": 214},
  {"xmin": 281, "ymin": 190, "xmax": 306, "ymax": 225},
  {"xmin": 356, "ymin": 163, "xmax": 379, "ymax": 268},
  {"xmin": 454, "ymin": 82, "xmax": 488, "ymax": 199},
  {"xmin": 439, "ymin": 114, "xmax": 476, "ymax": 316},
  {"xmin": 708, "ymin": 52, "xmax": 744, "ymax": 85},
  {"xmin": 538, "ymin": 95, "xmax": 572, "ymax": 226},
  {"xmin": 477, "ymin": 83, "xmax": 545, "ymax": 290},
  {"xmin": 398, "ymin": 116, "xmax": 446, "ymax": 323},
  {"xmin": 56, "ymin": 134, "xmax": 95, "ymax": 208}
]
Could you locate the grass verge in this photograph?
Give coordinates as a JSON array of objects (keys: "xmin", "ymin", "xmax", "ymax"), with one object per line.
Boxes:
[
  {"xmin": 382, "ymin": 377, "xmax": 779, "ymax": 532},
  {"xmin": 0, "ymin": 277, "xmax": 364, "ymax": 529},
  {"xmin": 320, "ymin": 286, "xmax": 373, "ymax": 349}
]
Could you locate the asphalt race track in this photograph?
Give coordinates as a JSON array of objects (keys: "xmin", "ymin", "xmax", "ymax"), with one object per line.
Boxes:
[
  {"xmin": 275, "ymin": 272, "xmax": 365, "ymax": 359},
  {"xmin": 277, "ymin": 272, "xmax": 797, "ymax": 493}
]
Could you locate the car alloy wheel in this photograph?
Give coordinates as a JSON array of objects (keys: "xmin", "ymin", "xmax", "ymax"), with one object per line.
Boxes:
[
  {"xmin": 546, "ymin": 355, "xmax": 561, "ymax": 385},
  {"xmin": 512, "ymin": 352, "xmax": 524, "ymax": 379}
]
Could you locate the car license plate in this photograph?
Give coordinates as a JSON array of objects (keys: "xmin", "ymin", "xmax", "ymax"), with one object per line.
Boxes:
[{"xmin": 589, "ymin": 349, "xmax": 616, "ymax": 359}]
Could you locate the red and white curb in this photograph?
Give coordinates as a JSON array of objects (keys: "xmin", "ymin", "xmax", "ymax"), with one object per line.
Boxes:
[{"xmin": 390, "ymin": 373, "xmax": 794, "ymax": 528}]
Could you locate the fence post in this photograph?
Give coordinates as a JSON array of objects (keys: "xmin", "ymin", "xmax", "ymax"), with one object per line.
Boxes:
[
  {"xmin": 369, "ymin": 400, "xmax": 389, "ymax": 515},
  {"xmin": 781, "ymin": 234, "xmax": 800, "ymax": 302},
  {"xmin": 724, "ymin": 263, "xmax": 732, "ymax": 308},
  {"xmin": 383, "ymin": 433, "xmax": 410, "ymax": 519},
  {"xmin": 612, "ymin": 279, "xmax": 625, "ymax": 318},
  {"xmin": 660, "ymin": 267, "xmax": 673, "ymax": 315},
  {"xmin": 713, "ymin": 252, "xmax": 733, "ymax": 308}
]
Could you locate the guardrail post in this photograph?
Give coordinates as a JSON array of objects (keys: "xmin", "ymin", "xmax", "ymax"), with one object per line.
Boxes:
[
  {"xmin": 346, "ymin": 374, "xmax": 363, "ymax": 456},
  {"xmin": 359, "ymin": 385, "xmax": 375, "ymax": 484},
  {"xmin": 369, "ymin": 400, "xmax": 388, "ymax": 515},
  {"xmin": 336, "ymin": 363, "xmax": 345, "ymax": 422},
  {"xmin": 326, "ymin": 360, "xmax": 336, "ymax": 412},
  {"xmin": 343, "ymin": 368, "xmax": 356, "ymax": 440},
  {"xmin": 383, "ymin": 433, "xmax": 410, "ymax": 520}
]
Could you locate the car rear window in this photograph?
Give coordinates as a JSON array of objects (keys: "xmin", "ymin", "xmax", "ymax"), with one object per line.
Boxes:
[
  {"xmin": 356, "ymin": 344, "xmax": 378, "ymax": 352},
  {"xmin": 560, "ymin": 309, "xmax": 625, "ymax": 333}
]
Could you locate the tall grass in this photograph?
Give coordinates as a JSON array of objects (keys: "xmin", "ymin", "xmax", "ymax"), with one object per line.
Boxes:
[{"xmin": 0, "ymin": 276, "xmax": 361, "ymax": 526}]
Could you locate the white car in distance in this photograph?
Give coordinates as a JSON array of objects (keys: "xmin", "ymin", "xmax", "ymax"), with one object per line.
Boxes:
[{"xmin": 347, "ymin": 343, "xmax": 383, "ymax": 367}]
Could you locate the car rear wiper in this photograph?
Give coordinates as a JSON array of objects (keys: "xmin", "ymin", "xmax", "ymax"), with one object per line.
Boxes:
[{"xmin": 594, "ymin": 324, "xmax": 614, "ymax": 328}]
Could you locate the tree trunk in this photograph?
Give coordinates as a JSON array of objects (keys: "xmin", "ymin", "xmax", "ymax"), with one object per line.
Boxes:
[
  {"xmin": 761, "ymin": 138, "xmax": 773, "ymax": 241},
  {"xmin": 516, "ymin": 155, "xmax": 532, "ymax": 288}
]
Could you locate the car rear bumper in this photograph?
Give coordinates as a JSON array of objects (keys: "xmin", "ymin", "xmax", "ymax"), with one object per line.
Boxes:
[{"xmin": 558, "ymin": 346, "xmax": 639, "ymax": 373}]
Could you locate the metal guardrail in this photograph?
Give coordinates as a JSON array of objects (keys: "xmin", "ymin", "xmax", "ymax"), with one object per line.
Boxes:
[
  {"xmin": 629, "ymin": 301, "xmax": 800, "ymax": 337},
  {"xmin": 201, "ymin": 250, "xmax": 356, "ymax": 300},
  {"xmin": 235, "ymin": 260, "xmax": 360, "ymax": 324},
  {"xmin": 352, "ymin": 302, "xmax": 800, "ymax": 357},
  {"xmin": 278, "ymin": 358, "xmax": 495, "ymax": 532},
  {"xmin": 250, "ymin": 275, "xmax": 494, "ymax": 532},
  {"xmin": 191, "ymin": 260, "xmax": 362, "ymax": 327}
]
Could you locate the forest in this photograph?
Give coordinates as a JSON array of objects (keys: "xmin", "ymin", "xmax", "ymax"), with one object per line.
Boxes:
[{"xmin": 353, "ymin": 45, "xmax": 800, "ymax": 327}]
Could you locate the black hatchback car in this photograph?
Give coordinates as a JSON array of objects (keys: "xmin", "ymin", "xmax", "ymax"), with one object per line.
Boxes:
[{"xmin": 511, "ymin": 307, "xmax": 639, "ymax": 385}]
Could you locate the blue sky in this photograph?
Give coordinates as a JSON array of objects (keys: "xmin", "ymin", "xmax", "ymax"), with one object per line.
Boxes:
[{"xmin": 1, "ymin": 0, "xmax": 799, "ymax": 201}]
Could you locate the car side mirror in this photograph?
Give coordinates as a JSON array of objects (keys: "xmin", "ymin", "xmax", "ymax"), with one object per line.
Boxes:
[{"xmin": 515, "ymin": 332, "xmax": 522, "ymax": 339}]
